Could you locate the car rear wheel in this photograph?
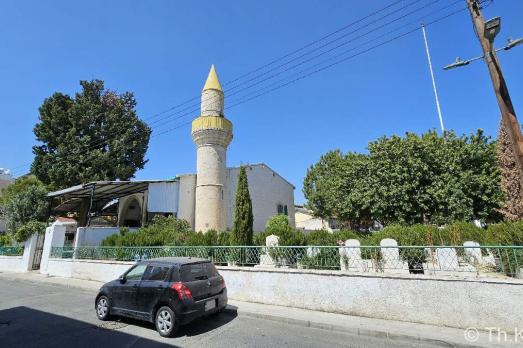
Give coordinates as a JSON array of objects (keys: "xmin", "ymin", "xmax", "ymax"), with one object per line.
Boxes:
[
  {"xmin": 96, "ymin": 295, "xmax": 111, "ymax": 321},
  {"xmin": 155, "ymin": 306, "xmax": 178, "ymax": 337}
]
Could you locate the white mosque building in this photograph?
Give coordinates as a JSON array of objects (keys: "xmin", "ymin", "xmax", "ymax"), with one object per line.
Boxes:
[{"xmin": 49, "ymin": 66, "xmax": 295, "ymax": 236}]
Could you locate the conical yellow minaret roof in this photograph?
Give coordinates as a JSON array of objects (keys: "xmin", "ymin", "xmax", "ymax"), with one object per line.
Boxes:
[{"xmin": 202, "ymin": 64, "xmax": 223, "ymax": 92}]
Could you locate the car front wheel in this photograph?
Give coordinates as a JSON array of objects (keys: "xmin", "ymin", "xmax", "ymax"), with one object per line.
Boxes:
[
  {"xmin": 96, "ymin": 295, "xmax": 111, "ymax": 321},
  {"xmin": 155, "ymin": 306, "xmax": 178, "ymax": 337}
]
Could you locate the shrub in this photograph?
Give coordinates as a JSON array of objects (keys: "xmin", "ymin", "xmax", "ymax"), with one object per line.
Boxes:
[
  {"xmin": 0, "ymin": 234, "xmax": 13, "ymax": 246},
  {"xmin": 101, "ymin": 216, "xmax": 191, "ymax": 246},
  {"xmin": 486, "ymin": 221, "xmax": 523, "ymax": 276},
  {"xmin": 100, "ymin": 217, "xmax": 233, "ymax": 247},
  {"xmin": 305, "ymin": 230, "xmax": 337, "ymax": 246},
  {"xmin": 186, "ymin": 230, "xmax": 231, "ymax": 246},
  {"xmin": 487, "ymin": 221, "xmax": 523, "ymax": 245},
  {"xmin": 334, "ymin": 230, "xmax": 362, "ymax": 243},
  {"xmin": 254, "ymin": 215, "xmax": 306, "ymax": 246},
  {"xmin": 14, "ymin": 220, "xmax": 47, "ymax": 243}
]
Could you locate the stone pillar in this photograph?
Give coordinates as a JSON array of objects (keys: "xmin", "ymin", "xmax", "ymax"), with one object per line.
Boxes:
[
  {"xmin": 20, "ymin": 233, "xmax": 39, "ymax": 271},
  {"xmin": 40, "ymin": 224, "xmax": 67, "ymax": 274}
]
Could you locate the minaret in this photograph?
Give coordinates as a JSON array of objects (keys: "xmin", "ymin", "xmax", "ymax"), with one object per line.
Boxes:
[{"xmin": 192, "ymin": 65, "xmax": 233, "ymax": 232}]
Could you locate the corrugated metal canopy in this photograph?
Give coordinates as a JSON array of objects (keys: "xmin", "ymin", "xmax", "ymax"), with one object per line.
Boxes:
[
  {"xmin": 48, "ymin": 180, "xmax": 175, "ymax": 200},
  {"xmin": 48, "ymin": 180, "xmax": 176, "ymax": 213}
]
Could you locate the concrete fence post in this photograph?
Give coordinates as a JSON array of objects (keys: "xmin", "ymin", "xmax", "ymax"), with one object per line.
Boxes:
[
  {"xmin": 20, "ymin": 233, "xmax": 38, "ymax": 271},
  {"xmin": 40, "ymin": 224, "xmax": 67, "ymax": 274}
]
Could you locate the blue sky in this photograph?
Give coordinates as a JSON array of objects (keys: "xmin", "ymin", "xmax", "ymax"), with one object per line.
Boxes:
[{"xmin": 1, "ymin": 0, "xmax": 522, "ymax": 204}]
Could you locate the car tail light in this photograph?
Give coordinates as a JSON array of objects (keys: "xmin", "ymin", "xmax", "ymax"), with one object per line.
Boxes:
[
  {"xmin": 220, "ymin": 277, "xmax": 226, "ymax": 290},
  {"xmin": 171, "ymin": 282, "xmax": 193, "ymax": 301}
]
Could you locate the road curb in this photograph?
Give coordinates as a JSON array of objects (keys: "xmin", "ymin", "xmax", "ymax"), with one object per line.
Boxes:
[{"xmin": 223, "ymin": 306, "xmax": 485, "ymax": 348}]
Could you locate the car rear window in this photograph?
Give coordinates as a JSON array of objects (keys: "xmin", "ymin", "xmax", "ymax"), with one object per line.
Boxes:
[{"xmin": 180, "ymin": 262, "xmax": 219, "ymax": 282}]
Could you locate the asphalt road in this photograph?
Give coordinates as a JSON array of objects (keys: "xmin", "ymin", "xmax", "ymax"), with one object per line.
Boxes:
[{"xmin": 0, "ymin": 275, "xmax": 443, "ymax": 348}]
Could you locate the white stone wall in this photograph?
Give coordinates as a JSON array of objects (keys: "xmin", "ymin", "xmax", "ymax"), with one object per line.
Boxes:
[
  {"xmin": 47, "ymin": 259, "xmax": 134, "ymax": 283},
  {"xmin": 0, "ymin": 256, "xmax": 26, "ymax": 272},
  {"xmin": 0, "ymin": 233, "xmax": 40, "ymax": 272},
  {"xmin": 295, "ymin": 211, "xmax": 329, "ymax": 232},
  {"xmin": 218, "ymin": 267, "xmax": 523, "ymax": 331},
  {"xmin": 225, "ymin": 164, "xmax": 295, "ymax": 232},
  {"xmin": 42, "ymin": 258, "xmax": 523, "ymax": 331},
  {"xmin": 177, "ymin": 174, "xmax": 196, "ymax": 228},
  {"xmin": 74, "ymin": 227, "xmax": 122, "ymax": 247}
]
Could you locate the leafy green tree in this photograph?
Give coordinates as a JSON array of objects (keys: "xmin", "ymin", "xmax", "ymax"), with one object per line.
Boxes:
[
  {"xmin": 231, "ymin": 167, "xmax": 253, "ymax": 245},
  {"xmin": 303, "ymin": 150, "xmax": 371, "ymax": 229},
  {"xmin": 304, "ymin": 130, "xmax": 503, "ymax": 226},
  {"xmin": 261, "ymin": 214, "xmax": 305, "ymax": 246},
  {"xmin": 14, "ymin": 221, "xmax": 47, "ymax": 243},
  {"xmin": 31, "ymin": 80, "xmax": 151, "ymax": 189},
  {"xmin": 0, "ymin": 175, "xmax": 42, "ymax": 206},
  {"xmin": 0, "ymin": 176, "xmax": 49, "ymax": 232}
]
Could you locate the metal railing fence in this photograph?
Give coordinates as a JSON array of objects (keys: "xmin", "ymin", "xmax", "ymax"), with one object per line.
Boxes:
[
  {"xmin": 0, "ymin": 246, "xmax": 24, "ymax": 256},
  {"xmin": 49, "ymin": 245, "xmax": 523, "ymax": 277}
]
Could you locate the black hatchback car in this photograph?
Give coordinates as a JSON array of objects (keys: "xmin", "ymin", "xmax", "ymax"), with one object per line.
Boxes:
[{"xmin": 95, "ymin": 257, "xmax": 228, "ymax": 337}]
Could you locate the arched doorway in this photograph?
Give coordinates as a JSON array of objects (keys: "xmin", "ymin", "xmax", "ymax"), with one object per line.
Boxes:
[{"xmin": 121, "ymin": 198, "xmax": 142, "ymax": 227}]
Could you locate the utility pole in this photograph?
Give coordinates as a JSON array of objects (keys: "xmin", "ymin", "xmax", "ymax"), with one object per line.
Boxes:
[{"xmin": 465, "ymin": 0, "xmax": 523, "ymax": 188}]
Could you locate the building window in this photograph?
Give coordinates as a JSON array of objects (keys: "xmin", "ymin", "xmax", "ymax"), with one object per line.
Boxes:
[{"xmin": 277, "ymin": 204, "xmax": 288, "ymax": 216}]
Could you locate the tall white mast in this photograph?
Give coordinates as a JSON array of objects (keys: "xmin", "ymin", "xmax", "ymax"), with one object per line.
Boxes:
[{"xmin": 421, "ymin": 24, "xmax": 445, "ymax": 133}]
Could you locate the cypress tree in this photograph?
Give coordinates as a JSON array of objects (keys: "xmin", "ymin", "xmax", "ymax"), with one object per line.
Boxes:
[
  {"xmin": 231, "ymin": 166, "xmax": 254, "ymax": 245},
  {"xmin": 497, "ymin": 117, "xmax": 523, "ymax": 221}
]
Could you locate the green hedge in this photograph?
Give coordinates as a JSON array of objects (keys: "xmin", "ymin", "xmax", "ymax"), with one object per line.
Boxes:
[
  {"xmin": 101, "ymin": 216, "xmax": 523, "ymax": 248},
  {"xmin": 101, "ymin": 216, "xmax": 233, "ymax": 247}
]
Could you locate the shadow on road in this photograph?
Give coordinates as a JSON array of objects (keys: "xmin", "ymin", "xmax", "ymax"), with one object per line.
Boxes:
[
  {"xmin": 0, "ymin": 306, "xmax": 239, "ymax": 347},
  {"xmin": 116, "ymin": 310, "xmax": 238, "ymax": 338},
  {"xmin": 0, "ymin": 306, "xmax": 177, "ymax": 348}
]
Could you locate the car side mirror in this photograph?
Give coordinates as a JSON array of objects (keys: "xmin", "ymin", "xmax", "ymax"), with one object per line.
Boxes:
[{"xmin": 119, "ymin": 275, "xmax": 127, "ymax": 283}]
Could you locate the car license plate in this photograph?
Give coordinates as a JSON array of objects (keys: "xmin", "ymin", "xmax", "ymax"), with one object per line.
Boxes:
[{"xmin": 205, "ymin": 300, "xmax": 216, "ymax": 311}]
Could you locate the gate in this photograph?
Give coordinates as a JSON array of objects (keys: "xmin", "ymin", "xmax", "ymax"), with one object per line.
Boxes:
[{"xmin": 31, "ymin": 233, "xmax": 45, "ymax": 270}]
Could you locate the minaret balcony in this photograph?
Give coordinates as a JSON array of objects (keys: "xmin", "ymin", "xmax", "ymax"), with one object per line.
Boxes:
[{"xmin": 191, "ymin": 116, "xmax": 233, "ymax": 147}]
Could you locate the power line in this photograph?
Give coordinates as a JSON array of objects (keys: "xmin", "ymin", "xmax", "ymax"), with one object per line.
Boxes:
[
  {"xmin": 151, "ymin": 8, "xmax": 467, "ymax": 140},
  {"xmin": 144, "ymin": 0, "xmax": 454, "ymax": 132},
  {"xmin": 9, "ymin": 0, "xmax": 419, "ymax": 175},
  {"xmin": 141, "ymin": 0, "xmax": 410, "ymax": 123},
  {"xmin": 11, "ymin": 0, "xmax": 461, "ymax": 177},
  {"xmin": 147, "ymin": 0, "xmax": 440, "ymax": 129},
  {"xmin": 148, "ymin": 1, "xmax": 461, "ymax": 131},
  {"xmin": 225, "ymin": 2, "xmax": 462, "ymax": 104}
]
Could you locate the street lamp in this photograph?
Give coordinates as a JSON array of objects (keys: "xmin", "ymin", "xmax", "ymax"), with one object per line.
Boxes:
[
  {"xmin": 483, "ymin": 16, "xmax": 501, "ymax": 43},
  {"xmin": 505, "ymin": 37, "xmax": 523, "ymax": 51},
  {"xmin": 443, "ymin": 57, "xmax": 470, "ymax": 70}
]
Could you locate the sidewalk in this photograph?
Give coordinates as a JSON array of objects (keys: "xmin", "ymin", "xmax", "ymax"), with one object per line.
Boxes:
[{"xmin": 0, "ymin": 271, "xmax": 515, "ymax": 347}]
